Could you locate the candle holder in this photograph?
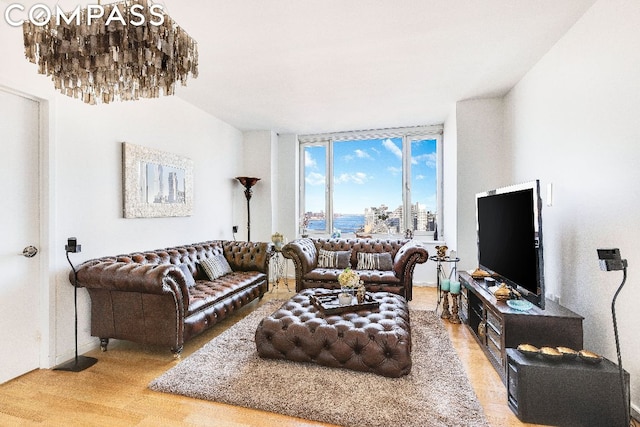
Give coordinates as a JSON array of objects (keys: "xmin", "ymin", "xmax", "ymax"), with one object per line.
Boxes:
[
  {"xmin": 449, "ymin": 292, "xmax": 461, "ymax": 324},
  {"xmin": 440, "ymin": 290, "xmax": 451, "ymax": 319}
]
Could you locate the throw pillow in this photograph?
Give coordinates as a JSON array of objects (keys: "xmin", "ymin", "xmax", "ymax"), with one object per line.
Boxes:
[
  {"xmin": 200, "ymin": 254, "xmax": 233, "ymax": 280},
  {"xmin": 178, "ymin": 263, "xmax": 196, "ymax": 288},
  {"xmin": 356, "ymin": 252, "xmax": 393, "ymax": 271},
  {"xmin": 317, "ymin": 249, "xmax": 351, "ymax": 269}
]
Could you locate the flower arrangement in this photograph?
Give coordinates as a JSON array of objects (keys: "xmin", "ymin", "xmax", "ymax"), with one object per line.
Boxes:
[{"xmin": 338, "ymin": 267, "xmax": 362, "ymax": 289}]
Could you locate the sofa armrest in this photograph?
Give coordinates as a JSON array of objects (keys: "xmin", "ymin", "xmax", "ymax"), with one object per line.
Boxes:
[
  {"xmin": 393, "ymin": 240, "xmax": 429, "ymax": 295},
  {"xmin": 282, "ymin": 238, "xmax": 317, "ymax": 278},
  {"xmin": 222, "ymin": 241, "xmax": 272, "ymax": 274},
  {"xmin": 75, "ymin": 260, "xmax": 187, "ymax": 301}
]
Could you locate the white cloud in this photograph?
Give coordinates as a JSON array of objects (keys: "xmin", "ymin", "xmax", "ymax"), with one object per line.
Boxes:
[
  {"xmin": 355, "ymin": 149, "xmax": 372, "ymax": 159},
  {"xmin": 412, "ymin": 153, "xmax": 437, "ymax": 168},
  {"xmin": 335, "ymin": 172, "xmax": 369, "ymax": 184},
  {"xmin": 387, "ymin": 166, "xmax": 402, "ymax": 175},
  {"xmin": 305, "ymin": 151, "xmax": 317, "ymax": 168},
  {"xmin": 415, "ymin": 174, "xmax": 426, "ymax": 180},
  {"xmin": 305, "ymin": 172, "xmax": 325, "ymax": 186},
  {"xmin": 382, "ymin": 138, "xmax": 402, "ymax": 159}
]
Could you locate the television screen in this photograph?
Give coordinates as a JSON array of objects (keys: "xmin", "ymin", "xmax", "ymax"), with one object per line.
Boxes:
[{"xmin": 476, "ymin": 180, "xmax": 545, "ymax": 309}]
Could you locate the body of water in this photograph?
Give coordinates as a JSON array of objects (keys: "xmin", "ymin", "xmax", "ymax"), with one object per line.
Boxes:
[{"xmin": 307, "ymin": 214, "xmax": 365, "ymax": 234}]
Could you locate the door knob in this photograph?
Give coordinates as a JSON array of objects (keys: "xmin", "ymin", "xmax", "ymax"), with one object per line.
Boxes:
[{"xmin": 22, "ymin": 246, "xmax": 38, "ymax": 258}]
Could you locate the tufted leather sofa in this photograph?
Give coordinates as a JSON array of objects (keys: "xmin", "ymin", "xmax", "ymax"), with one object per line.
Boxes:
[
  {"xmin": 255, "ymin": 289, "xmax": 412, "ymax": 377},
  {"xmin": 74, "ymin": 240, "xmax": 270, "ymax": 356},
  {"xmin": 281, "ymin": 238, "xmax": 428, "ymax": 300}
]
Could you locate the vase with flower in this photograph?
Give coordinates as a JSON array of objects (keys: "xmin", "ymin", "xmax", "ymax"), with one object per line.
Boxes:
[{"xmin": 337, "ymin": 267, "xmax": 362, "ymax": 305}]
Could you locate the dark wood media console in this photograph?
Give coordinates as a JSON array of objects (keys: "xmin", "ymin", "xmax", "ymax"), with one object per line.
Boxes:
[{"xmin": 459, "ymin": 271, "xmax": 584, "ymax": 382}]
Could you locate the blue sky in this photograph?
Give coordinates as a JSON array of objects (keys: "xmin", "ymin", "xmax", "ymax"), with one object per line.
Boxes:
[{"xmin": 304, "ymin": 138, "xmax": 437, "ymax": 214}]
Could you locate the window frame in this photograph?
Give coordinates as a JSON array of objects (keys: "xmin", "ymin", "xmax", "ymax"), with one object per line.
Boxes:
[{"xmin": 299, "ymin": 125, "xmax": 443, "ymax": 239}]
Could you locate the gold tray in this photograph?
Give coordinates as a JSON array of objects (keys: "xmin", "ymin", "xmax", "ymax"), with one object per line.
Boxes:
[{"xmin": 309, "ymin": 291, "xmax": 380, "ymax": 315}]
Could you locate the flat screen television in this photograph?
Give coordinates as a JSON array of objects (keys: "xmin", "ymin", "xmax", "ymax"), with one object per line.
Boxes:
[{"xmin": 476, "ymin": 180, "xmax": 545, "ymax": 309}]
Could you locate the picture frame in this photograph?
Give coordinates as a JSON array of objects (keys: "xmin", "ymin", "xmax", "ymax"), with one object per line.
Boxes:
[{"xmin": 122, "ymin": 142, "xmax": 194, "ymax": 218}]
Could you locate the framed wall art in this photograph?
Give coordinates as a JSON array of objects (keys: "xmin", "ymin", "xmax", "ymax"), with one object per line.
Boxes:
[{"xmin": 122, "ymin": 142, "xmax": 194, "ymax": 218}]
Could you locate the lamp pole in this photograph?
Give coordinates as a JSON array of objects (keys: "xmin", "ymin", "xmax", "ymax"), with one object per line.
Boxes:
[{"xmin": 236, "ymin": 177, "xmax": 260, "ymax": 241}]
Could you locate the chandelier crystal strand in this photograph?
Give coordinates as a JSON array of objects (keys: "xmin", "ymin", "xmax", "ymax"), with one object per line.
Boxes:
[{"xmin": 22, "ymin": 0, "xmax": 198, "ymax": 105}]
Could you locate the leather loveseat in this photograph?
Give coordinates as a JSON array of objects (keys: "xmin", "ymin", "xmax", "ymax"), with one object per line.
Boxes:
[
  {"xmin": 74, "ymin": 240, "xmax": 270, "ymax": 356},
  {"xmin": 281, "ymin": 238, "xmax": 428, "ymax": 300}
]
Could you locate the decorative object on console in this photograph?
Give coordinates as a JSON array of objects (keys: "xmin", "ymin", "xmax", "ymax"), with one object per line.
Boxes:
[
  {"xmin": 122, "ymin": 142, "xmax": 193, "ymax": 218},
  {"xmin": 597, "ymin": 248, "xmax": 630, "ymax": 427},
  {"xmin": 493, "ymin": 283, "xmax": 511, "ymax": 301},
  {"xmin": 539, "ymin": 346, "xmax": 563, "ymax": 362},
  {"xmin": 470, "ymin": 268, "xmax": 491, "ymax": 279},
  {"xmin": 448, "ymin": 279, "xmax": 462, "ymax": 324},
  {"xmin": 517, "ymin": 343, "xmax": 540, "ymax": 358},
  {"xmin": 556, "ymin": 346, "xmax": 578, "ymax": 360},
  {"xmin": 54, "ymin": 238, "xmax": 98, "ymax": 372},
  {"xmin": 435, "ymin": 245, "xmax": 448, "ymax": 259},
  {"xmin": 440, "ymin": 278, "xmax": 451, "ymax": 319},
  {"xmin": 22, "ymin": 0, "xmax": 198, "ymax": 105},
  {"xmin": 235, "ymin": 177, "xmax": 260, "ymax": 241},
  {"xmin": 506, "ymin": 299, "xmax": 534, "ymax": 311},
  {"xmin": 271, "ymin": 232, "xmax": 285, "ymax": 251},
  {"xmin": 432, "ymin": 253, "xmax": 460, "ymax": 323}
]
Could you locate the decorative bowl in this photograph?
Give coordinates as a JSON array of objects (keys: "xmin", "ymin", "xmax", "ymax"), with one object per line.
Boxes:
[
  {"xmin": 540, "ymin": 346, "xmax": 564, "ymax": 361},
  {"xmin": 579, "ymin": 350, "xmax": 603, "ymax": 364},
  {"xmin": 517, "ymin": 343, "xmax": 540, "ymax": 358},
  {"xmin": 507, "ymin": 299, "xmax": 534, "ymax": 311},
  {"xmin": 494, "ymin": 283, "xmax": 511, "ymax": 301},
  {"xmin": 556, "ymin": 346, "xmax": 578, "ymax": 360}
]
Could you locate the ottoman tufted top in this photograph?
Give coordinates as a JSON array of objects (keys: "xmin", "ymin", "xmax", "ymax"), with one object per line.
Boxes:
[{"xmin": 255, "ymin": 289, "xmax": 412, "ymax": 377}]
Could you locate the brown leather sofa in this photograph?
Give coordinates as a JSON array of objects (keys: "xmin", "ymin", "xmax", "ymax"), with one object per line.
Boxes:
[
  {"xmin": 281, "ymin": 238, "xmax": 428, "ymax": 300},
  {"xmin": 74, "ymin": 240, "xmax": 270, "ymax": 356}
]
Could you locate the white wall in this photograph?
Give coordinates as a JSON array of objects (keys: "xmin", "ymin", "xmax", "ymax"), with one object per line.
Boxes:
[
  {"xmin": 504, "ymin": 0, "xmax": 640, "ymax": 413},
  {"xmin": 239, "ymin": 130, "xmax": 278, "ymax": 242},
  {"xmin": 454, "ymin": 97, "xmax": 509, "ymax": 272},
  {"xmin": 1, "ymin": 19, "xmax": 243, "ymax": 366},
  {"xmin": 276, "ymin": 134, "xmax": 300, "ymax": 243}
]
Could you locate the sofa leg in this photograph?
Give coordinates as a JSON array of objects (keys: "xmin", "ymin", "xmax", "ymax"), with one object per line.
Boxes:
[
  {"xmin": 100, "ymin": 338, "xmax": 109, "ymax": 352},
  {"xmin": 171, "ymin": 346, "xmax": 183, "ymax": 359}
]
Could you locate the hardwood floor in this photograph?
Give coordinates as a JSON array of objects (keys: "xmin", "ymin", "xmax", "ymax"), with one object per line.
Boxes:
[{"xmin": 0, "ymin": 284, "xmax": 545, "ymax": 426}]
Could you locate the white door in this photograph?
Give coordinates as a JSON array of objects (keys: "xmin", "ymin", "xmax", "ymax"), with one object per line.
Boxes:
[{"xmin": 0, "ymin": 88, "xmax": 41, "ymax": 383}]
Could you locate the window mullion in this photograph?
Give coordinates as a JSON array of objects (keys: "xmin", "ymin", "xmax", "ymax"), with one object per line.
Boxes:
[
  {"xmin": 326, "ymin": 138, "xmax": 333, "ymax": 234},
  {"xmin": 402, "ymin": 135, "xmax": 411, "ymax": 235}
]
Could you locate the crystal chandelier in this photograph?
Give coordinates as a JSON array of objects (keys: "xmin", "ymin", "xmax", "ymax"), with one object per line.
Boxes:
[{"xmin": 22, "ymin": 0, "xmax": 198, "ymax": 105}]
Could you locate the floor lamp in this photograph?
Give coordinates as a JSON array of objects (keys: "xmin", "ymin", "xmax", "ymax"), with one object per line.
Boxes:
[
  {"xmin": 54, "ymin": 238, "xmax": 98, "ymax": 372},
  {"xmin": 597, "ymin": 248, "xmax": 630, "ymax": 427},
  {"xmin": 236, "ymin": 177, "xmax": 260, "ymax": 241}
]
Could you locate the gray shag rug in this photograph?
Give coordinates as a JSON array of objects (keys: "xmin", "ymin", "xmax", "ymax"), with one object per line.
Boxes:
[{"xmin": 149, "ymin": 300, "xmax": 488, "ymax": 427}]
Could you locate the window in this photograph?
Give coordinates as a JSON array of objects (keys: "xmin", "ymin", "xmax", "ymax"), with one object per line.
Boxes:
[{"xmin": 299, "ymin": 125, "xmax": 443, "ymax": 239}]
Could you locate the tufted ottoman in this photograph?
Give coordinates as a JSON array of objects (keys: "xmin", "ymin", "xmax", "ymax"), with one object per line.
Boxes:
[{"xmin": 254, "ymin": 289, "xmax": 411, "ymax": 377}]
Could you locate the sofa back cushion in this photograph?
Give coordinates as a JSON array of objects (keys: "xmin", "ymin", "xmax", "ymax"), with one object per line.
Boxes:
[
  {"xmin": 356, "ymin": 252, "xmax": 393, "ymax": 270},
  {"xmin": 314, "ymin": 238, "xmax": 408, "ymax": 269},
  {"xmin": 178, "ymin": 263, "xmax": 197, "ymax": 287},
  {"xmin": 317, "ymin": 249, "xmax": 351, "ymax": 269},
  {"xmin": 200, "ymin": 254, "xmax": 233, "ymax": 280}
]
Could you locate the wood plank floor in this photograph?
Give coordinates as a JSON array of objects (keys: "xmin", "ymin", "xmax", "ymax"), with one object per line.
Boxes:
[{"xmin": 0, "ymin": 285, "xmax": 546, "ymax": 426}]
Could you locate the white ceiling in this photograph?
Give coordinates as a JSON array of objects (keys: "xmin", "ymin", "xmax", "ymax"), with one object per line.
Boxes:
[
  {"xmin": 168, "ymin": 0, "xmax": 597, "ymax": 134},
  {"xmin": 15, "ymin": 0, "xmax": 597, "ymax": 134}
]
